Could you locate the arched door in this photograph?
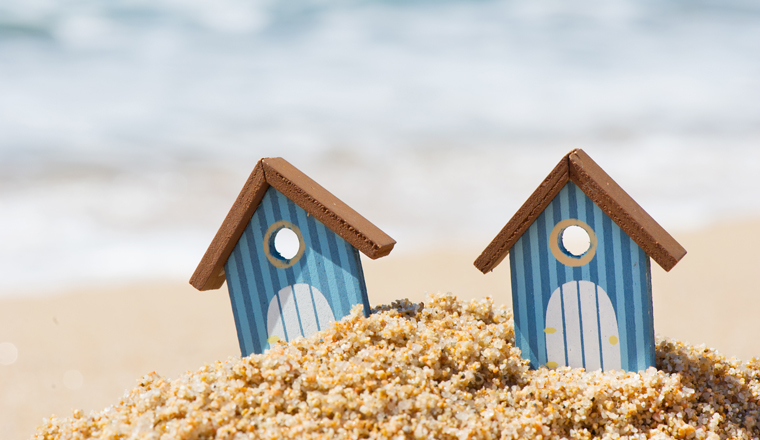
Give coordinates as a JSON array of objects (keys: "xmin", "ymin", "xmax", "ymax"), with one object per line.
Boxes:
[
  {"xmin": 544, "ymin": 280, "xmax": 621, "ymax": 371},
  {"xmin": 266, "ymin": 283, "xmax": 336, "ymax": 346}
]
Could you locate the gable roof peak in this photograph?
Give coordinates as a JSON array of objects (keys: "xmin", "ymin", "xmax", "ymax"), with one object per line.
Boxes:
[
  {"xmin": 190, "ymin": 158, "xmax": 396, "ymax": 291},
  {"xmin": 474, "ymin": 148, "xmax": 686, "ymax": 274}
]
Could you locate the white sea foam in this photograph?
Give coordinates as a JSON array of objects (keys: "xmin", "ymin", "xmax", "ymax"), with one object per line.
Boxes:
[{"xmin": 0, "ymin": 0, "xmax": 759, "ymax": 296}]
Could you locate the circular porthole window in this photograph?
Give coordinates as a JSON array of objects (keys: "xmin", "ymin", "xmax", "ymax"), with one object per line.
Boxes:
[
  {"xmin": 549, "ymin": 219, "xmax": 597, "ymax": 267},
  {"xmin": 263, "ymin": 220, "xmax": 305, "ymax": 269},
  {"xmin": 562, "ymin": 225, "xmax": 591, "ymax": 256}
]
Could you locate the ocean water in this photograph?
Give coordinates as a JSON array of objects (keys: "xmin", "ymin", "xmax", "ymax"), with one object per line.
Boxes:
[{"xmin": 1, "ymin": 0, "xmax": 759, "ymax": 296}]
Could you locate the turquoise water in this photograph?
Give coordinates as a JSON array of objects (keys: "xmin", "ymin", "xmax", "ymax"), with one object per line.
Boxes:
[{"xmin": 0, "ymin": 0, "xmax": 759, "ymax": 295}]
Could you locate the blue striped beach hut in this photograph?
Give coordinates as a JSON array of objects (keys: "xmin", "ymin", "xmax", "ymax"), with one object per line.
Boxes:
[
  {"xmin": 474, "ymin": 149, "xmax": 686, "ymax": 372},
  {"xmin": 190, "ymin": 158, "xmax": 395, "ymax": 356}
]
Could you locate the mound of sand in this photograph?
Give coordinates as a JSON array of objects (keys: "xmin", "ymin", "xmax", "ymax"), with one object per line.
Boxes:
[{"xmin": 34, "ymin": 295, "xmax": 760, "ymax": 440}]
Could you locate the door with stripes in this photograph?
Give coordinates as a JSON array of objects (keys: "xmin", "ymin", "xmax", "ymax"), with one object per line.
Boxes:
[
  {"xmin": 265, "ymin": 283, "xmax": 336, "ymax": 347},
  {"xmin": 544, "ymin": 280, "xmax": 621, "ymax": 371}
]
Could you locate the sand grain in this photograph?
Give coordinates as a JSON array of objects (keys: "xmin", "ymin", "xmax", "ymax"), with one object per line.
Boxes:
[{"xmin": 33, "ymin": 295, "xmax": 760, "ymax": 440}]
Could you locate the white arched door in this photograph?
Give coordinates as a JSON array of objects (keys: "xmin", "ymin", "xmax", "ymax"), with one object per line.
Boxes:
[
  {"xmin": 544, "ymin": 280, "xmax": 621, "ymax": 371},
  {"xmin": 266, "ymin": 284, "xmax": 335, "ymax": 345}
]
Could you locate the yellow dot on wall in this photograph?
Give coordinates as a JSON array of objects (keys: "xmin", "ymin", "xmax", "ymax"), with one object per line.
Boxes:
[
  {"xmin": 544, "ymin": 327, "xmax": 557, "ymax": 334},
  {"xmin": 545, "ymin": 361, "xmax": 558, "ymax": 369},
  {"xmin": 267, "ymin": 335, "xmax": 281, "ymax": 344},
  {"xmin": 609, "ymin": 335, "xmax": 619, "ymax": 345}
]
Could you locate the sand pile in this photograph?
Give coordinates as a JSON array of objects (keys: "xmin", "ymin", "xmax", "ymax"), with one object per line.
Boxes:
[{"xmin": 33, "ymin": 294, "xmax": 760, "ymax": 440}]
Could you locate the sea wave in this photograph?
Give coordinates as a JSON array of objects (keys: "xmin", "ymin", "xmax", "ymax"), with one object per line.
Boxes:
[{"xmin": 0, "ymin": 0, "xmax": 759, "ymax": 295}]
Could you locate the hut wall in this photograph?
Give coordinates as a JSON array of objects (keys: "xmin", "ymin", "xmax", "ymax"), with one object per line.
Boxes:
[
  {"xmin": 224, "ymin": 187, "xmax": 369, "ymax": 356},
  {"xmin": 508, "ymin": 182, "xmax": 654, "ymax": 372}
]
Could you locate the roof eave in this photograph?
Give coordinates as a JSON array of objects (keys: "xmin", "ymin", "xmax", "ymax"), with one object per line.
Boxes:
[
  {"xmin": 190, "ymin": 160, "xmax": 270, "ymax": 291},
  {"xmin": 473, "ymin": 154, "xmax": 570, "ymax": 273},
  {"xmin": 261, "ymin": 158, "xmax": 396, "ymax": 260},
  {"xmin": 568, "ymin": 149, "xmax": 686, "ymax": 271}
]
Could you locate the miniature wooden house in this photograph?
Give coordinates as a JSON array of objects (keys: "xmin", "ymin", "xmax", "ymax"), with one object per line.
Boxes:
[
  {"xmin": 190, "ymin": 158, "xmax": 395, "ymax": 356},
  {"xmin": 474, "ymin": 149, "xmax": 686, "ymax": 372}
]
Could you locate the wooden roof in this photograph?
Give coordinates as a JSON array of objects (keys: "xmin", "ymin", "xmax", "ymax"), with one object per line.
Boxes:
[
  {"xmin": 474, "ymin": 149, "xmax": 686, "ymax": 274},
  {"xmin": 190, "ymin": 157, "xmax": 396, "ymax": 291}
]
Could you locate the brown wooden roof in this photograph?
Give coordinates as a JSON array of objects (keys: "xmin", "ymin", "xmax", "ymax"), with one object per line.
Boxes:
[
  {"xmin": 190, "ymin": 157, "xmax": 396, "ymax": 291},
  {"xmin": 474, "ymin": 149, "xmax": 686, "ymax": 274}
]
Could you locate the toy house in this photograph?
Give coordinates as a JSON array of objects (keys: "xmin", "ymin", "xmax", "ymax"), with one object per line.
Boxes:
[
  {"xmin": 190, "ymin": 158, "xmax": 395, "ymax": 356},
  {"xmin": 474, "ymin": 149, "xmax": 686, "ymax": 372}
]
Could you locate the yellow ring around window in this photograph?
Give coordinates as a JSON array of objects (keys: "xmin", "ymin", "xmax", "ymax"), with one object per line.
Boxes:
[
  {"xmin": 263, "ymin": 220, "xmax": 305, "ymax": 269},
  {"xmin": 549, "ymin": 218, "xmax": 597, "ymax": 267}
]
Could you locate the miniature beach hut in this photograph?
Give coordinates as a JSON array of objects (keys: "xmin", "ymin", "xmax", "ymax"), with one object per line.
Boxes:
[
  {"xmin": 190, "ymin": 158, "xmax": 395, "ymax": 356},
  {"xmin": 474, "ymin": 149, "xmax": 686, "ymax": 372}
]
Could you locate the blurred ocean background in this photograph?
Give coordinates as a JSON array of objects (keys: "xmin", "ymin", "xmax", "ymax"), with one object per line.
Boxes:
[{"xmin": 1, "ymin": 0, "xmax": 759, "ymax": 296}]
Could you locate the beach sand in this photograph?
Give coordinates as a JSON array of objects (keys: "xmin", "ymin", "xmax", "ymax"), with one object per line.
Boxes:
[{"xmin": 3, "ymin": 218, "xmax": 760, "ymax": 439}]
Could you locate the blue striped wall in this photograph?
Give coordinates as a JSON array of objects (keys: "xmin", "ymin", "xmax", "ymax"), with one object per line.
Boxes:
[
  {"xmin": 509, "ymin": 181, "xmax": 655, "ymax": 372},
  {"xmin": 224, "ymin": 187, "xmax": 370, "ymax": 356}
]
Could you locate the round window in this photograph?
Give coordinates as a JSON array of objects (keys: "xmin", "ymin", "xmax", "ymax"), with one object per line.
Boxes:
[
  {"xmin": 549, "ymin": 219, "xmax": 597, "ymax": 267},
  {"xmin": 561, "ymin": 225, "xmax": 591, "ymax": 256},
  {"xmin": 263, "ymin": 220, "xmax": 305, "ymax": 268},
  {"xmin": 273, "ymin": 227, "xmax": 300, "ymax": 260}
]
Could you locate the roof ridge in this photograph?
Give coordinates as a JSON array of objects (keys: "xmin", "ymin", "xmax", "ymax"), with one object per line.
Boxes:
[{"xmin": 190, "ymin": 158, "xmax": 395, "ymax": 291}]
